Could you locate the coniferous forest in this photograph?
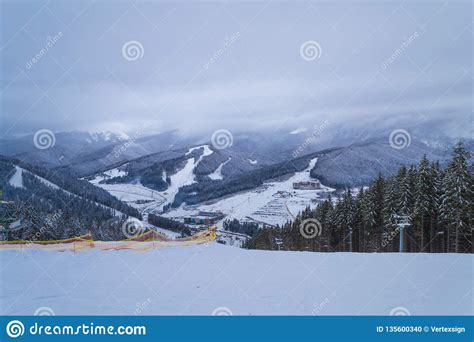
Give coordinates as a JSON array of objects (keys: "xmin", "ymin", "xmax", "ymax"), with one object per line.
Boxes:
[{"xmin": 247, "ymin": 143, "xmax": 473, "ymax": 253}]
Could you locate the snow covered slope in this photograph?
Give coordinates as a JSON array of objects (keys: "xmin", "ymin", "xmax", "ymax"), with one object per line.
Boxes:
[
  {"xmin": 0, "ymin": 244, "xmax": 471, "ymax": 315},
  {"xmin": 8, "ymin": 166, "xmax": 24, "ymax": 188},
  {"xmin": 92, "ymin": 145, "xmax": 214, "ymax": 215},
  {"xmin": 89, "ymin": 167, "xmax": 128, "ymax": 185},
  {"xmin": 165, "ymin": 158, "xmax": 334, "ymax": 227},
  {"xmin": 8, "ymin": 166, "xmax": 127, "ymax": 218},
  {"xmin": 208, "ymin": 158, "xmax": 231, "ymax": 180}
]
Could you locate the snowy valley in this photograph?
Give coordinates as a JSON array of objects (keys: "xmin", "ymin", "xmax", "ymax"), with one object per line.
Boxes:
[{"xmin": 86, "ymin": 145, "xmax": 334, "ymax": 236}]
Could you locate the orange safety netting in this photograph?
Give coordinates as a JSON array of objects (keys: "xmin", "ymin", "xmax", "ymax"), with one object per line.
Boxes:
[{"xmin": 0, "ymin": 227, "xmax": 216, "ymax": 252}]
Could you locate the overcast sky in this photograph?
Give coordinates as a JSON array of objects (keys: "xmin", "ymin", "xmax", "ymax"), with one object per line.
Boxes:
[{"xmin": 0, "ymin": 0, "xmax": 472, "ymax": 138}]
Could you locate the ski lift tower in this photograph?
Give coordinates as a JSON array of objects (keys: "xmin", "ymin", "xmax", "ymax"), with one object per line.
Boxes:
[
  {"xmin": 393, "ymin": 215, "xmax": 410, "ymax": 253},
  {"xmin": 274, "ymin": 238, "xmax": 283, "ymax": 251},
  {"xmin": 348, "ymin": 227, "xmax": 353, "ymax": 252}
]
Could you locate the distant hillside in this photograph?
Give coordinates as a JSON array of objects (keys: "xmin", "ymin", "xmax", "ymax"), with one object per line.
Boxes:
[
  {"xmin": 309, "ymin": 139, "xmax": 455, "ymax": 187},
  {"xmin": 0, "ymin": 155, "xmax": 141, "ymax": 241}
]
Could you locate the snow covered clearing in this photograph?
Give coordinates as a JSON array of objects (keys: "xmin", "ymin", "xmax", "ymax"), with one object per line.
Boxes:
[
  {"xmin": 0, "ymin": 244, "xmax": 471, "ymax": 315},
  {"xmin": 8, "ymin": 166, "xmax": 24, "ymax": 188},
  {"xmin": 89, "ymin": 167, "xmax": 128, "ymax": 185},
  {"xmin": 208, "ymin": 158, "xmax": 231, "ymax": 180},
  {"xmin": 164, "ymin": 158, "xmax": 334, "ymax": 227},
  {"xmin": 95, "ymin": 184, "xmax": 164, "ymax": 204}
]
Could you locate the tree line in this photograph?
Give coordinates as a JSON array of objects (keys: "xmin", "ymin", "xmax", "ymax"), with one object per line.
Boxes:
[
  {"xmin": 148, "ymin": 213, "xmax": 191, "ymax": 237},
  {"xmin": 247, "ymin": 143, "xmax": 472, "ymax": 253},
  {"xmin": 0, "ymin": 156, "xmax": 141, "ymax": 241}
]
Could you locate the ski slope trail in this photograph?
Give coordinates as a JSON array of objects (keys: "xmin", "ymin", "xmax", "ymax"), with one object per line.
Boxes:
[
  {"xmin": 9, "ymin": 166, "xmax": 127, "ymax": 218},
  {"xmin": 91, "ymin": 145, "xmax": 213, "ymax": 214},
  {"xmin": 165, "ymin": 157, "xmax": 334, "ymax": 227},
  {"xmin": 1, "ymin": 244, "xmax": 471, "ymax": 316}
]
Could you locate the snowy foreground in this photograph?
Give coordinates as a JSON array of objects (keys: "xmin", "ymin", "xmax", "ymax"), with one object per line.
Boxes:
[{"xmin": 0, "ymin": 244, "xmax": 472, "ymax": 316}]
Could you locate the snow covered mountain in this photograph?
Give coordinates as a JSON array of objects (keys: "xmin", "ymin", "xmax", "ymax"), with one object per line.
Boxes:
[
  {"xmin": 0, "ymin": 155, "xmax": 141, "ymax": 240},
  {"xmin": 85, "ymin": 144, "xmax": 280, "ymax": 220},
  {"xmin": 2, "ymin": 126, "xmax": 471, "ymax": 234},
  {"xmin": 81, "ymin": 135, "xmax": 471, "ymax": 229},
  {"xmin": 2, "ymin": 126, "xmax": 469, "ymax": 179},
  {"xmin": 309, "ymin": 138, "xmax": 457, "ymax": 187},
  {"xmin": 0, "ymin": 131, "xmax": 129, "ymax": 171}
]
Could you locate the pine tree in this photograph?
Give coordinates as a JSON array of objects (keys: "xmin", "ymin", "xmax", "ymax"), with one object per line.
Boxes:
[
  {"xmin": 430, "ymin": 161, "xmax": 443, "ymax": 252},
  {"xmin": 353, "ymin": 188, "xmax": 365, "ymax": 252},
  {"xmin": 382, "ymin": 178, "xmax": 398, "ymax": 251},
  {"xmin": 370, "ymin": 174, "xmax": 385, "ymax": 251},
  {"xmin": 440, "ymin": 143, "xmax": 472, "ymax": 252},
  {"xmin": 414, "ymin": 155, "xmax": 435, "ymax": 251}
]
